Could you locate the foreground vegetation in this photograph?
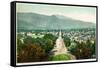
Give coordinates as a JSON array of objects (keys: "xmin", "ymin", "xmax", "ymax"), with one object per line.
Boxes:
[{"xmin": 17, "ymin": 31, "xmax": 96, "ymax": 63}]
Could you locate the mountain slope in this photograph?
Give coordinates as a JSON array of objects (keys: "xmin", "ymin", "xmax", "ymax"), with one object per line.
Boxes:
[{"xmin": 17, "ymin": 13, "xmax": 95, "ymax": 31}]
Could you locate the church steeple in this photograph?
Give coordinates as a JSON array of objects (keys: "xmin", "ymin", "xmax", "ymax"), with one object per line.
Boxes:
[
  {"xmin": 50, "ymin": 30, "xmax": 68, "ymax": 55},
  {"xmin": 58, "ymin": 30, "xmax": 62, "ymax": 39},
  {"xmin": 50, "ymin": 30, "xmax": 76, "ymax": 60}
]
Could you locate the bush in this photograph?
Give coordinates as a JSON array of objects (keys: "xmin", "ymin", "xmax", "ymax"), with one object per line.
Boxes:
[
  {"xmin": 17, "ymin": 43, "xmax": 47, "ymax": 63},
  {"xmin": 69, "ymin": 40, "xmax": 95, "ymax": 59},
  {"xmin": 49, "ymin": 54, "xmax": 71, "ymax": 61},
  {"xmin": 42, "ymin": 34, "xmax": 57, "ymax": 53}
]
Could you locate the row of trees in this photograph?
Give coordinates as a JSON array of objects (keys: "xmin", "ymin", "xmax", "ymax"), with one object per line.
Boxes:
[
  {"xmin": 17, "ymin": 33, "xmax": 96, "ymax": 63},
  {"xmin": 17, "ymin": 34, "xmax": 57, "ymax": 63},
  {"xmin": 68, "ymin": 40, "xmax": 96, "ymax": 59}
]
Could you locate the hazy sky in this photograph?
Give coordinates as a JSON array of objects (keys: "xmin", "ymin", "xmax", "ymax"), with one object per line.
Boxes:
[{"xmin": 16, "ymin": 3, "xmax": 96, "ymax": 23}]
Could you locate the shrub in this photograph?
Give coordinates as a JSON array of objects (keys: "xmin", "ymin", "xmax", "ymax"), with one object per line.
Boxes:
[
  {"xmin": 49, "ymin": 54, "xmax": 71, "ymax": 61},
  {"xmin": 17, "ymin": 43, "xmax": 47, "ymax": 63},
  {"xmin": 69, "ymin": 40, "xmax": 95, "ymax": 59}
]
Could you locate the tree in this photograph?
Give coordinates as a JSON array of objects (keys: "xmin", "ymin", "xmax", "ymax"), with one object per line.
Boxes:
[
  {"xmin": 41, "ymin": 34, "xmax": 57, "ymax": 53},
  {"xmin": 17, "ymin": 37, "xmax": 25, "ymax": 54},
  {"xmin": 68, "ymin": 41, "xmax": 78, "ymax": 53},
  {"xmin": 17, "ymin": 43, "xmax": 47, "ymax": 63},
  {"xmin": 69, "ymin": 41, "xmax": 94, "ymax": 59},
  {"xmin": 24, "ymin": 36, "xmax": 34, "ymax": 44},
  {"xmin": 64, "ymin": 37, "xmax": 70, "ymax": 47}
]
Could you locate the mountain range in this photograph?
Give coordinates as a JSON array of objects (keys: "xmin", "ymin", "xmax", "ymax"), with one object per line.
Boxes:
[{"xmin": 17, "ymin": 13, "xmax": 95, "ymax": 31}]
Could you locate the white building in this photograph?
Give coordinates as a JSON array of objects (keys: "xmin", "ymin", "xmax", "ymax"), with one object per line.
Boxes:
[
  {"xmin": 50, "ymin": 31, "xmax": 76, "ymax": 60},
  {"xmin": 50, "ymin": 31, "xmax": 68, "ymax": 55}
]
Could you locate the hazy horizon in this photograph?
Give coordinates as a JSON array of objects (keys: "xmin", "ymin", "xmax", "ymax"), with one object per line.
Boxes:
[
  {"xmin": 16, "ymin": 3, "xmax": 96, "ymax": 24},
  {"xmin": 17, "ymin": 12, "xmax": 96, "ymax": 24}
]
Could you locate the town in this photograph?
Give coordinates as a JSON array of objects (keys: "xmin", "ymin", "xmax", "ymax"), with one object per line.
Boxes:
[{"xmin": 17, "ymin": 28, "xmax": 96, "ymax": 45}]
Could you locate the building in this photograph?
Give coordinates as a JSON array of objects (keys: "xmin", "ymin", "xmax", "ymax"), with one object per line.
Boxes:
[
  {"xmin": 50, "ymin": 30, "xmax": 68, "ymax": 55},
  {"xmin": 50, "ymin": 30, "xmax": 76, "ymax": 60}
]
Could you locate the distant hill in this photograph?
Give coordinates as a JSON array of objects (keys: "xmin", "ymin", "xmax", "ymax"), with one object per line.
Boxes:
[{"xmin": 17, "ymin": 13, "xmax": 96, "ymax": 31}]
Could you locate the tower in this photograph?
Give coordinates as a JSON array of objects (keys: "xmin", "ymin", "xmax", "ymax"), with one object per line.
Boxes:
[
  {"xmin": 50, "ymin": 30, "xmax": 68, "ymax": 55},
  {"xmin": 59, "ymin": 30, "xmax": 62, "ymax": 39}
]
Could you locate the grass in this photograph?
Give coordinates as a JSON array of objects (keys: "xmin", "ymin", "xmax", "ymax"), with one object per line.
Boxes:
[{"xmin": 49, "ymin": 54, "xmax": 71, "ymax": 61}]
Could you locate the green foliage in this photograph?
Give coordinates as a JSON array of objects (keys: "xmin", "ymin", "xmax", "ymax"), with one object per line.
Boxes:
[
  {"xmin": 17, "ymin": 43, "xmax": 47, "ymax": 63},
  {"xmin": 68, "ymin": 41, "xmax": 78, "ymax": 53},
  {"xmin": 68, "ymin": 40, "xmax": 96, "ymax": 59},
  {"xmin": 64, "ymin": 37, "xmax": 71, "ymax": 47},
  {"xmin": 42, "ymin": 34, "xmax": 57, "ymax": 53},
  {"xmin": 24, "ymin": 36, "xmax": 34, "ymax": 44},
  {"xmin": 43, "ymin": 34, "xmax": 56, "ymax": 40},
  {"xmin": 17, "ymin": 37, "xmax": 25, "ymax": 53},
  {"xmin": 17, "ymin": 31, "xmax": 96, "ymax": 62},
  {"xmin": 86, "ymin": 40, "xmax": 96, "ymax": 55},
  {"xmin": 17, "ymin": 33, "xmax": 58, "ymax": 63},
  {"xmin": 49, "ymin": 54, "xmax": 71, "ymax": 61}
]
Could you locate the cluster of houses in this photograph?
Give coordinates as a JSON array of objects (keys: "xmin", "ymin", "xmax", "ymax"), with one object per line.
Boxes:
[
  {"xmin": 18, "ymin": 29, "xmax": 95, "ymax": 45},
  {"xmin": 65, "ymin": 30, "xmax": 95, "ymax": 44}
]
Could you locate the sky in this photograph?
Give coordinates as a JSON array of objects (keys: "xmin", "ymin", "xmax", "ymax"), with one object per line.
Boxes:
[{"xmin": 16, "ymin": 3, "xmax": 96, "ymax": 23}]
